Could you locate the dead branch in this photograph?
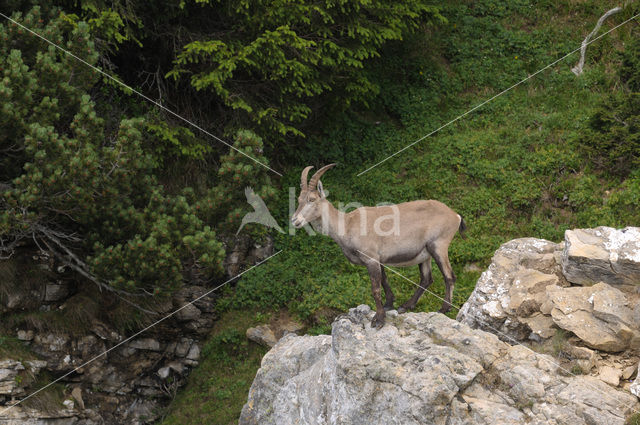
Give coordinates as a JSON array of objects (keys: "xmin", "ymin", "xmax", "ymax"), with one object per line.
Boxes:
[
  {"xmin": 572, "ymin": 7, "xmax": 623, "ymax": 76},
  {"xmin": 34, "ymin": 224, "xmax": 159, "ymax": 315}
]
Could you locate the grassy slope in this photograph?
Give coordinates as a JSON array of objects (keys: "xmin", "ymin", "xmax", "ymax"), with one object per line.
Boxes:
[{"xmin": 162, "ymin": 1, "xmax": 638, "ymax": 423}]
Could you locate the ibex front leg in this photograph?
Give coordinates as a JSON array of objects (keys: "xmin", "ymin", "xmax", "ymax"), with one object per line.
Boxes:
[{"xmin": 365, "ymin": 261, "xmax": 386, "ymax": 328}]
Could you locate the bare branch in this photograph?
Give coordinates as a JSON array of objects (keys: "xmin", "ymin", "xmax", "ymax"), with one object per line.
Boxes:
[
  {"xmin": 572, "ymin": 7, "xmax": 623, "ymax": 76},
  {"xmin": 34, "ymin": 224, "xmax": 159, "ymax": 314}
]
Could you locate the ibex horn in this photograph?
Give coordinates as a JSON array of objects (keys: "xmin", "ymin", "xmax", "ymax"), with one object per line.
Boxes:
[
  {"xmin": 308, "ymin": 163, "xmax": 336, "ymax": 190},
  {"xmin": 300, "ymin": 166, "xmax": 314, "ymax": 190}
]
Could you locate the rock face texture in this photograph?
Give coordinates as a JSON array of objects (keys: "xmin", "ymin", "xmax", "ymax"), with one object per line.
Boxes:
[
  {"xmin": 0, "ymin": 236, "xmax": 274, "ymax": 424},
  {"xmin": 562, "ymin": 227, "xmax": 640, "ymax": 286},
  {"xmin": 457, "ymin": 229, "xmax": 640, "ymax": 353},
  {"xmin": 0, "ymin": 288, "xmax": 209, "ymax": 425},
  {"xmin": 240, "ymin": 305, "xmax": 639, "ymax": 425}
]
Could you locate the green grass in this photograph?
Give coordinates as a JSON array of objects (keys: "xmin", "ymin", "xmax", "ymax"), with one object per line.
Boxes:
[
  {"xmin": 0, "ymin": 335, "xmax": 36, "ymax": 361},
  {"xmin": 160, "ymin": 310, "xmax": 268, "ymax": 425},
  {"xmin": 163, "ymin": 0, "xmax": 640, "ymax": 423},
  {"xmin": 627, "ymin": 413, "xmax": 640, "ymax": 425}
]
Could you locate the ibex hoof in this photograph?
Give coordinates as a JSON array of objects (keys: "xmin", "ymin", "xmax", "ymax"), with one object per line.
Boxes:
[
  {"xmin": 371, "ymin": 312, "xmax": 385, "ymax": 329},
  {"xmin": 438, "ymin": 305, "xmax": 452, "ymax": 314},
  {"xmin": 397, "ymin": 304, "xmax": 414, "ymax": 314},
  {"xmin": 383, "ymin": 304, "xmax": 395, "ymax": 312}
]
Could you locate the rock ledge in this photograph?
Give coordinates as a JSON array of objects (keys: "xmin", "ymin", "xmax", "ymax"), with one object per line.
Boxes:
[{"xmin": 240, "ymin": 305, "xmax": 638, "ymax": 425}]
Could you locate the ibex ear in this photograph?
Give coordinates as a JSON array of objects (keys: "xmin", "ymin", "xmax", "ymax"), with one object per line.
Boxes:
[{"xmin": 317, "ymin": 180, "xmax": 327, "ymax": 198}]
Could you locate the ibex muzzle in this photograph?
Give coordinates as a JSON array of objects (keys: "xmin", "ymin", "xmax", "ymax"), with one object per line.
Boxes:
[{"xmin": 293, "ymin": 164, "xmax": 466, "ymax": 329}]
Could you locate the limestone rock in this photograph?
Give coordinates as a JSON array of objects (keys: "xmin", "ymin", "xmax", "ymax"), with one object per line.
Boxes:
[
  {"xmin": 44, "ymin": 282, "xmax": 71, "ymax": 302},
  {"xmin": 128, "ymin": 338, "xmax": 161, "ymax": 351},
  {"xmin": 457, "ymin": 237, "xmax": 564, "ymax": 341},
  {"xmin": 622, "ymin": 364, "xmax": 638, "ymax": 380},
  {"xmin": 562, "ymin": 227, "xmax": 640, "ymax": 286},
  {"xmin": 631, "ymin": 363, "xmax": 640, "ymax": 399},
  {"xmin": 599, "ymin": 366, "xmax": 622, "ymax": 386},
  {"xmin": 246, "ymin": 325, "xmax": 278, "ymax": 347},
  {"xmin": 71, "ymin": 387, "xmax": 85, "ymax": 411},
  {"xmin": 459, "ymin": 231, "xmax": 640, "ymax": 353},
  {"xmin": 0, "ymin": 360, "xmax": 25, "ymax": 396},
  {"xmin": 546, "ymin": 282, "xmax": 638, "ymax": 352},
  {"xmin": 174, "ymin": 303, "xmax": 201, "ymax": 322},
  {"xmin": 174, "ymin": 338, "xmax": 193, "ymax": 357},
  {"xmin": 240, "ymin": 306, "xmax": 638, "ymax": 425},
  {"xmin": 16, "ymin": 330, "xmax": 34, "ymax": 341}
]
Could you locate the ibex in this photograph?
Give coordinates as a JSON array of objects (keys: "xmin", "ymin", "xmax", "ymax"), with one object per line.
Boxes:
[{"xmin": 292, "ymin": 164, "xmax": 466, "ymax": 329}]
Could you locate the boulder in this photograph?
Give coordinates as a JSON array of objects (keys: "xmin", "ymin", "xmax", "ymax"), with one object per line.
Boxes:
[
  {"xmin": 0, "ymin": 360, "xmax": 25, "ymax": 396},
  {"xmin": 631, "ymin": 363, "xmax": 640, "ymax": 399},
  {"xmin": 128, "ymin": 338, "xmax": 161, "ymax": 351},
  {"xmin": 599, "ymin": 366, "xmax": 622, "ymax": 387},
  {"xmin": 246, "ymin": 325, "xmax": 278, "ymax": 347},
  {"xmin": 240, "ymin": 305, "xmax": 638, "ymax": 425},
  {"xmin": 44, "ymin": 282, "xmax": 71, "ymax": 302},
  {"xmin": 562, "ymin": 227, "xmax": 640, "ymax": 286},
  {"xmin": 458, "ymin": 232, "xmax": 640, "ymax": 353},
  {"xmin": 546, "ymin": 282, "xmax": 639, "ymax": 352},
  {"xmin": 174, "ymin": 303, "xmax": 202, "ymax": 322},
  {"xmin": 457, "ymin": 237, "xmax": 565, "ymax": 341}
]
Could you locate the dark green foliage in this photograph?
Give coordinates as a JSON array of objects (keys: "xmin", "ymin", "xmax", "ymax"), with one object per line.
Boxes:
[
  {"xmin": 196, "ymin": 130, "xmax": 277, "ymax": 234},
  {"xmin": 581, "ymin": 29, "xmax": 640, "ymax": 176},
  {"xmin": 167, "ymin": 0, "xmax": 445, "ymax": 142},
  {"xmin": 0, "ymin": 7, "xmax": 225, "ymax": 295}
]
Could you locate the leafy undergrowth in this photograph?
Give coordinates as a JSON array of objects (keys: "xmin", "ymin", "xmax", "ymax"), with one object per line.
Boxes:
[
  {"xmin": 163, "ymin": 0, "xmax": 640, "ymax": 423},
  {"xmin": 160, "ymin": 310, "xmax": 268, "ymax": 425},
  {"xmin": 0, "ymin": 335, "xmax": 36, "ymax": 361}
]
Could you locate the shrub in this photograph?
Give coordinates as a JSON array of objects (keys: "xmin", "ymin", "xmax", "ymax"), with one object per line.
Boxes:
[
  {"xmin": 580, "ymin": 29, "xmax": 640, "ymax": 176},
  {"xmin": 0, "ymin": 7, "xmax": 225, "ymax": 296}
]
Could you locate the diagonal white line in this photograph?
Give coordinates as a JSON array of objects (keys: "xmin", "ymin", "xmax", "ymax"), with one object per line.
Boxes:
[
  {"xmin": 0, "ymin": 249, "xmax": 283, "ymax": 416},
  {"xmin": 357, "ymin": 12, "xmax": 640, "ymax": 177},
  {"xmin": 356, "ymin": 249, "xmax": 637, "ymax": 414},
  {"xmin": 0, "ymin": 11, "xmax": 282, "ymax": 177}
]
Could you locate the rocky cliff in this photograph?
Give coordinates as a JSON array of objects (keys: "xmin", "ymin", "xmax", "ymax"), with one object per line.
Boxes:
[
  {"xmin": 240, "ymin": 227, "xmax": 640, "ymax": 425},
  {"xmin": 0, "ymin": 236, "xmax": 273, "ymax": 424}
]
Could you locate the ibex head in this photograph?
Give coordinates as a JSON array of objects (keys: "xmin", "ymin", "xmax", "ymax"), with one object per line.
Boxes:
[{"xmin": 291, "ymin": 164, "xmax": 336, "ymax": 228}]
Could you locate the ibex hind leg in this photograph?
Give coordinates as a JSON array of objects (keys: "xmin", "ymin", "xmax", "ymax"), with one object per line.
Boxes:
[
  {"xmin": 432, "ymin": 249, "xmax": 455, "ymax": 314},
  {"xmin": 398, "ymin": 258, "xmax": 433, "ymax": 314},
  {"xmin": 366, "ymin": 262, "xmax": 386, "ymax": 329}
]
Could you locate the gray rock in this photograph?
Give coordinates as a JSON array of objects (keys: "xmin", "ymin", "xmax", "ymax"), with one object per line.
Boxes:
[
  {"xmin": 622, "ymin": 364, "xmax": 638, "ymax": 380},
  {"xmin": 44, "ymin": 282, "xmax": 70, "ymax": 302},
  {"xmin": 0, "ymin": 360, "xmax": 25, "ymax": 396},
  {"xmin": 186, "ymin": 344, "xmax": 200, "ymax": 361},
  {"xmin": 631, "ymin": 363, "xmax": 640, "ymax": 399},
  {"xmin": 157, "ymin": 367, "xmax": 171, "ymax": 379},
  {"xmin": 128, "ymin": 338, "xmax": 161, "ymax": 351},
  {"xmin": 599, "ymin": 366, "xmax": 622, "ymax": 387},
  {"xmin": 457, "ymin": 237, "xmax": 564, "ymax": 341},
  {"xmin": 239, "ymin": 306, "xmax": 638, "ymax": 425},
  {"xmin": 16, "ymin": 329, "xmax": 34, "ymax": 341},
  {"xmin": 174, "ymin": 303, "xmax": 201, "ymax": 322},
  {"xmin": 458, "ymin": 233, "xmax": 640, "ymax": 354},
  {"xmin": 175, "ymin": 338, "xmax": 193, "ymax": 358},
  {"xmin": 246, "ymin": 325, "xmax": 278, "ymax": 347},
  {"xmin": 34, "ymin": 333, "xmax": 69, "ymax": 352},
  {"xmin": 546, "ymin": 282, "xmax": 638, "ymax": 352},
  {"xmin": 0, "ymin": 405, "xmax": 81, "ymax": 424},
  {"xmin": 24, "ymin": 360, "xmax": 47, "ymax": 374},
  {"xmin": 71, "ymin": 387, "xmax": 85, "ymax": 411},
  {"xmin": 562, "ymin": 227, "xmax": 640, "ymax": 286}
]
